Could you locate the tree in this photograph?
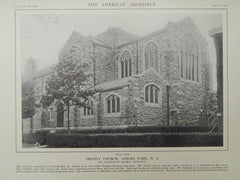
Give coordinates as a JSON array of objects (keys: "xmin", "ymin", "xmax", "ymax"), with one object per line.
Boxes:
[
  {"xmin": 41, "ymin": 55, "xmax": 95, "ymax": 131},
  {"xmin": 22, "ymin": 80, "xmax": 36, "ymax": 132},
  {"xmin": 24, "ymin": 57, "xmax": 37, "ymax": 82}
]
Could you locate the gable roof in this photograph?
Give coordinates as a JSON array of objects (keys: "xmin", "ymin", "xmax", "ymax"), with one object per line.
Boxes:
[
  {"xmin": 137, "ymin": 68, "xmax": 168, "ymax": 85},
  {"xmin": 94, "ymin": 27, "xmax": 139, "ymax": 48}
]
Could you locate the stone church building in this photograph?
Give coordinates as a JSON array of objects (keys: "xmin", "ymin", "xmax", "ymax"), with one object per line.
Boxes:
[{"xmin": 30, "ymin": 17, "xmax": 212, "ymax": 130}]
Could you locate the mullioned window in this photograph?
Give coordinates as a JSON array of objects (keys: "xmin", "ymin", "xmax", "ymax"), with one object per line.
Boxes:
[
  {"xmin": 180, "ymin": 34, "xmax": 200, "ymax": 82},
  {"xmin": 144, "ymin": 42, "xmax": 159, "ymax": 72},
  {"xmin": 120, "ymin": 50, "xmax": 132, "ymax": 78}
]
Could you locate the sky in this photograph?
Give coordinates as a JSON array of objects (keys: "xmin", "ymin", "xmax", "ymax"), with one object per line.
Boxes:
[{"xmin": 20, "ymin": 10, "xmax": 223, "ymax": 90}]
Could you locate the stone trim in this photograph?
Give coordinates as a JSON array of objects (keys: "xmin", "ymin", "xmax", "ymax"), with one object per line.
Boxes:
[
  {"xmin": 208, "ymin": 26, "xmax": 222, "ymax": 36},
  {"xmin": 139, "ymin": 68, "xmax": 167, "ymax": 85}
]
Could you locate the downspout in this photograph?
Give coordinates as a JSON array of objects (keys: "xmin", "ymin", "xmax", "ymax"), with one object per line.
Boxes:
[
  {"xmin": 67, "ymin": 105, "xmax": 70, "ymax": 131},
  {"xmin": 166, "ymin": 85, "xmax": 170, "ymax": 126},
  {"xmin": 112, "ymin": 48, "xmax": 116, "ymax": 80},
  {"xmin": 97, "ymin": 92, "xmax": 102, "ymax": 126},
  {"xmin": 136, "ymin": 41, "xmax": 139, "ymax": 75},
  {"xmin": 93, "ymin": 41, "xmax": 96, "ymax": 89}
]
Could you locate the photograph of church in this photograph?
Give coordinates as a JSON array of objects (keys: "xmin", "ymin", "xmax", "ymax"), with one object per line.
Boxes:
[{"xmin": 20, "ymin": 12, "xmax": 223, "ymax": 148}]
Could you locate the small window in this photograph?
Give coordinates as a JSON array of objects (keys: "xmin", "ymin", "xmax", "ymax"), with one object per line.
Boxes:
[
  {"xmin": 83, "ymin": 100, "xmax": 93, "ymax": 116},
  {"xmin": 105, "ymin": 94, "xmax": 120, "ymax": 114},
  {"xmin": 83, "ymin": 107, "xmax": 93, "ymax": 116},
  {"xmin": 145, "ymin": 84, "xmax": 160, "ymax": 105}
]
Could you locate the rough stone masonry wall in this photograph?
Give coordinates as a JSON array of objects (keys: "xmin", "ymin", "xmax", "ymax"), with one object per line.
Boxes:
[
  {"xmin": 115, "ymin": 29, "xmax": 170, "ymax": 79},
  {"xmin": 200, "ymin": 46, "xmax": 212, "ymax": 125},
  {"xmin": 95, "ymin": 46, "xmax": 114, "ymax": 84},
  {"xmin": 84, "ymin": 72, "xmax": 169, "ymax": 127},
  {"xmin": 137, "ymin": 30, "xmax": 169, "ymax": 77},
  {"xmin": 109, "ymin": 30, "xmax": 172, "ymax": 126},
  {"xmin": 163, "ymin": 47, "xmax": 204, "ymax": 126},
  {"xmin": 113, "ymin": 29, "xmax": 205, "ymax": 127},
  {"xmin": 96, "ymin": 85, "xmax": 135, "ymax": 126},
  {"xmin": 62, "ymin": 106, "xmax": 97, "ymax": 128},
  {"xmin": 165, "ymin": 22, "xmax": 211, "ymax": 126},
  {"xmin": 36, "ymin": 105, "xmax": 97, "ymax": 129},
  {"xmin": 78, "ymin": 105, "xmax": 98, "ymax": 127},
  {"xmin": 59, "ymin": 34, "xmax": 93, "ymax": 66},
  {"xmin": 39, "ymin": 20, "xmax": 211, "ymax": 129},
  {"xmin": 58, "ymin": 35, "xmax": 94, "ymax": 85},
  {"xmin": 131, "ymin": 72, "xmax": 167, "ymax": 126}
]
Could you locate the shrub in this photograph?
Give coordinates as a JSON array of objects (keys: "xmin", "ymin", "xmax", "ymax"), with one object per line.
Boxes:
[
  {"xmin": 55, "ymin": 126, "xmax": 208, "ymax": 135},
  {"xmin": 22, "ymin": 133, "xmax": 36, "ymax": 144},
  {"xmin": 47, "ymin": 132, "xmax": 223, "ymax": 148},
  {"xmin": 22, "ymin": 129, "xmax": 51, "ymax": 145},
  {"xmin": 35, "ymin": 129, "xmax": 51, "ymax": 144}
]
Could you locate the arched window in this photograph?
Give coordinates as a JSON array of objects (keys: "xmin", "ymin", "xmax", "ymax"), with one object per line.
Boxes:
[
  {"xmin": 145, "ymin": 84, "xmax": 160, "ymax": 104},
  {"xmin": 144, "ymin": 42, "xmax": 159, "ymax": 71},
  {"xmin": 105, "ymin": 94, "xmax": 120, "ymax": 114},
  {"xmin": 180, "ymin": 34, "xmax": 199, "ymax": 82},
  {"xmin": 120, "ymin": 50, "xmax": 132, "ymax": 78}
]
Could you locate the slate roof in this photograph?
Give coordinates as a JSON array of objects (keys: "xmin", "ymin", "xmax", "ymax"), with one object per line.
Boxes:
[{"xmin": 95, "ymin": 77, "xmax": 130, "ymax": 90}]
